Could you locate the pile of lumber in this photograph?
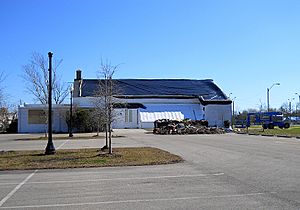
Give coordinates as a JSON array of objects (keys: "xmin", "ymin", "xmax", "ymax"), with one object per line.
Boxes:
[{"xmin": 153, "ymin": 119, "xmax": 225, "ymax": 135}]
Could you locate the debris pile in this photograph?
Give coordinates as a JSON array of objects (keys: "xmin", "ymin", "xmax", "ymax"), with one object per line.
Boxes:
[{"xmin": 153, "ymin": 119, "xmax": 225, "ymax": 135}]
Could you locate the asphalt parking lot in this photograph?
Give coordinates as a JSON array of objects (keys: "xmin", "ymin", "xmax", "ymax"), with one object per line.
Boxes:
[{"xmin": 0, "ymin": 131, "xmax": 299, "ymax": 209}]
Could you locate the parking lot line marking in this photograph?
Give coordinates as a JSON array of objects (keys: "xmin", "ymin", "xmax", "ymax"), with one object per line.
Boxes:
[
  {"xmin": 57, "ymin": 139, "xmax": 69, "ymax": 149},
  {"xmin": 0, "ymin": 192, "xmax": 274, "ymax": 209},
  {"xmin": 1, "ymin": 173, "xmax": 224, "ymax": 185},
  {"xmin": 0, "ymin": 170, "xmax": 38, "ymax": 207},
  {"xmin": 213, "ymin": 173, "xmax": 224, "ymax": 176},
  {"xmin": 0, "ymin": 173, "xmax": 225, "ymax": 186}
]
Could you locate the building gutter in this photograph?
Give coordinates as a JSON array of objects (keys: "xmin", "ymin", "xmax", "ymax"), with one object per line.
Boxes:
[
  {"xmin": 114, "ymin": 95, "xmax": 197, "ymax": 99},
  {"xmin": 198, "ymin": 96, "xmax": 232, "ymax": 105},
  {"xmin": 115, "ymin": 95, "xmax": 232, "ymax": 105}
]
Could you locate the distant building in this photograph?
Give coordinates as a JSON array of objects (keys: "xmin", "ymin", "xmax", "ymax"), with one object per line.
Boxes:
[
  {"xmin": 73, "ymin": 70, "xmax": 232, "ymax": 129},
  {"xmin": 18, "ymin": 104, "xmax": 69, "ymax": 133},
  {"xmin": 18, "ymin": 70, "xmax": 232, "ymax": 133}
]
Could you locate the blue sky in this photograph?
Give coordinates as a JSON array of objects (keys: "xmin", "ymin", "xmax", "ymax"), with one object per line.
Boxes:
[{"xmin": 1, "ymin": 0, "xmax": 300, "ymax": 111}]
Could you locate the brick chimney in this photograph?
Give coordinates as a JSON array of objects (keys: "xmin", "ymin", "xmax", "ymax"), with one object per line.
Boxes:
[
  {"xmin": 75, "ymin": 70, "xmax": 82, "ymax": 80},
  {"xmin": 73, "ymin": 69, "xmax": 82, "ymax": 97}
]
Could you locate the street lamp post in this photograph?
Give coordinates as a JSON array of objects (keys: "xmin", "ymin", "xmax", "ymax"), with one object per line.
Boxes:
[
  {"xmin": 69, "ymin": 85, "xmax": 74, "ymax": 137},
  {"xmin": 232, "ymin": 97, "xmax": 236, "ymax": 129},
  {"xmin": 295, "ymin": 93, "xmax": 300, "ymax": 116},
  {"xmin": 288, "ymin": 98, "xmax": 295, "ymax": 116},
  {"xmin": 267, "ymin": 83, "xmax": 280, "ymax": 112},
  {"xmin": 45, "ymin": 52, "xmax": 55, "ymax": 155}
]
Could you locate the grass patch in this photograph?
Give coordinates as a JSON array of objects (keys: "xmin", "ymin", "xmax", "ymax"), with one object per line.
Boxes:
[
  {"xmin": 0, "ymin": 147, "xmax": 183, "ymax": 170},
  {"xmin": 238, "ymin": 126, "xmax": 300, "ymax": 137}
]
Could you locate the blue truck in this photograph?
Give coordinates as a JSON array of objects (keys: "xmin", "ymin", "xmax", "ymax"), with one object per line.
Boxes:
[{"xmin": 246, "ymin": 112, "xmax": 290, "ymax": 129}]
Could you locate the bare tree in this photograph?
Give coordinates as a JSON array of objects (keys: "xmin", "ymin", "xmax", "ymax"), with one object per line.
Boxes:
[
  {"xmin": 279, "ymin": 102, "xmax": 289, "ymax": 114},
  {"xmin": 0, "ymin": 107, "xmax": 10, "ymax": 132},
  {"xmin": 94, "ymin": 60, "xmax": 119, "ymax": 154},
  {"xmin": 90, "ymin": 96, "xmax": 106, "ymax": 136},
  {"xmin": 0, "ymin": 72, "xmax": 6, "ymax": 108},
  {"xmin": 23, "ymin": 52, "xmax": 69, "ymax": 104},
  {"xmin": 23, "ymin": 52, "xmax": 69, "ymax": 137},
  {"xmin": 258, "ymin": 99, "xmax": 267, "ymax": 112},
  {"xmin": 0, "ymin": 72, "xmax": 14, "ymax": 132},
  {"xmin": 0, "ymin": 76, "xmax": 9, "ymax": 131}
]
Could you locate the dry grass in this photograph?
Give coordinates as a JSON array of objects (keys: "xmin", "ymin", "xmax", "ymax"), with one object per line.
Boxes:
[{"xmin": 0, "ymin": 147, "xmax": 183, "ymax": 170}]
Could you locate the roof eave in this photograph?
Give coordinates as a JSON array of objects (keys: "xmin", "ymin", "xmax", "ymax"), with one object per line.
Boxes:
[{"xmin": 114, "ymin": 95, "xmax": 196, "ymax": 99}]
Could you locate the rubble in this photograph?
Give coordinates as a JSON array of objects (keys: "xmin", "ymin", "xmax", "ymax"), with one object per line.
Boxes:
[{"xmin": 153, "ymin": 119, "xmax": 225, "ymax": 135}]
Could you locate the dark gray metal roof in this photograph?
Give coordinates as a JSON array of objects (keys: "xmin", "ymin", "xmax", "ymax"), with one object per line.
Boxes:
[{"xmin": 80, "ymin": 79, "xmax": 228, "ymax": 101}]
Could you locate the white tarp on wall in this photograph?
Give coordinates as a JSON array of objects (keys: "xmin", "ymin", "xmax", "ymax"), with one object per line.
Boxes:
[
  {"xmin": 140, "ymin": 103, "xmax": 203, "ymax": 120},
  {"xmin": 140, "ymin": 111, "xmax": 184, "ymax": 122}
]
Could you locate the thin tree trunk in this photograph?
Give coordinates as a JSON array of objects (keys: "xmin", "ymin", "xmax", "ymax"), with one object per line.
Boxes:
[
  {"xmin": 96, "ymin": 121, "xmax": 100, "ymax": 136},
  {"xmin": 108, "ymin": 121, "xmax": 112, "ymax": 154},
  {"xmin": 104, "ymin": 79, "xmax": 108, "ymax": 149},
  {"xmin": 105, "ymin": 121, "xmax": 108, "ymax": 148},
  {"xmin": 108, "ymin": 80, "xmax": 113, "ymax": 154}
]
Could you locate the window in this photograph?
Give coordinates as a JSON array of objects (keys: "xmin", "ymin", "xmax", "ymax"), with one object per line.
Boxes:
[
  {"xmin": 125, "ymin": 109, "xmax": 133, "ymax": 123},
  {"xmin": 128, "ymin": 110, "xmax": 133, "ymax": 122},
  {"xmin": 28, "ymin": 110, "xmax": 47, "ymax": 124},
  {"xmin": 125, "ymin": 109, "xmax": 128, "ymax": 122}
]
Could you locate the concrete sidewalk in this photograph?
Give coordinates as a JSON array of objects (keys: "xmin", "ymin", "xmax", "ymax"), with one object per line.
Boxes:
[
  {"xmin": 4, "ymin": 129, "xmax": 148, "ymax": 140},
  {"xmin": 0, "ymin": 130, "xmax": 150, "ymax": 151}
]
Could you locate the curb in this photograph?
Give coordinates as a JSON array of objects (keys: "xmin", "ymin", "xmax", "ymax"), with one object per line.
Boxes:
[
  {"xmin": 261, "ymin": 134, "xmax": 274, "ymax": 137},
  {"xmin": 248, "ymin": 133, "xmax": 260, "ymax": 136},
  {"xmin": 276, "ymin": 135, "xmax": 292, "ymax": 138},
  {"xmin": 234, "ymin": 132, "xmax": 300, "ymax": 140}
]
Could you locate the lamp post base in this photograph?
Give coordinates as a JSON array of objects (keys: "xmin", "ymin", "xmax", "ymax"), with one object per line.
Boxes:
[{"xmin": 45, "ymin": 142, "xmax": 56, "ymax": 155}]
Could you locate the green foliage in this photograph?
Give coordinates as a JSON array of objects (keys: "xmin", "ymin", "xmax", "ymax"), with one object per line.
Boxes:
[
  {"xmin": 244, "ymin": 125, "xmax": 300, "ymax": 137},
  {"xmin": 73, "ymin": 108, "xmax": 94, "ymax": 132},
  {"xmin": 65, "ymin": 108, "xmax": 106, "ymax": 133}
]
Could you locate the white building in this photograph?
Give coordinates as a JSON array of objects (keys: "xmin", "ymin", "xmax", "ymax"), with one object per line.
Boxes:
[
  {"xmin": 73, "ymin": 70, "xmax": 232, "ymax": 129},
  {"xmin": 18, "ymin": 70, "xmax": 232, "ymax": 133},
  {"xmin": 18, "ymin": 104, "xmax": 69, "ymax": 133}
]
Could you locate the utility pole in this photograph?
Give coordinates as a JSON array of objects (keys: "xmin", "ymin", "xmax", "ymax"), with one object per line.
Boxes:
[
  {"xmin": 295, "ymin": 93, "xmax": 300, "ymax": 117},
  {"xmin": 45, "ymin": 52, "xmax": 55, "ymax": 155},
  {"xmin": 69, "ymin": 85, "xmax": 73, "ymax": 137},
  {"xmin": 267, "ymin": 83, "xmax": 280, "ymax": 112},
  {"xmin": 267, "ymin": 88, "xmax": 270, "ymax": 111},
  {"xmin": 288, "ymin": 98, "xmax": 295, "ymax": 117},
  {"xmin": 232, "ymin": 97, "xmax": 236, "ymax": 129}
]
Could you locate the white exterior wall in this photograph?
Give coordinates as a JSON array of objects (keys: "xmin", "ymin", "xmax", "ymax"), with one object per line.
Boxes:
[
  {"xmin": 73, "ymin": 97, "xmax": 204, "ymax": 119},
  {"xmin": 204, "ymin": 104, "xmax": 232, "ymax": 127},
  {"xmin": 127, "ymin": 98, "xmax": 205, "ymax": 128},
  {"xmin": 112, "ymin": 108, "xmax": 140, "ymax": 129},
  {"xmin": 18, "ymin": 99, "xmax": 232, "ymax": 132},
  {"xmin": 140, "ymin": 122, "xmax": 153, "ymax": 129},
  {"xmin": 73, "ymin": 97, "xmax": 140, "ymax": 129},
  {"xmin": 73, "ymin": 97, "xmax": 232, "ymax": 128},
  {"xmin": 18, "ymin": 105, "xmax": 69, "ymax": 133},
  {"xmin": 73, "ymin": 97, "xmax": 206, "ymax": 129}
]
